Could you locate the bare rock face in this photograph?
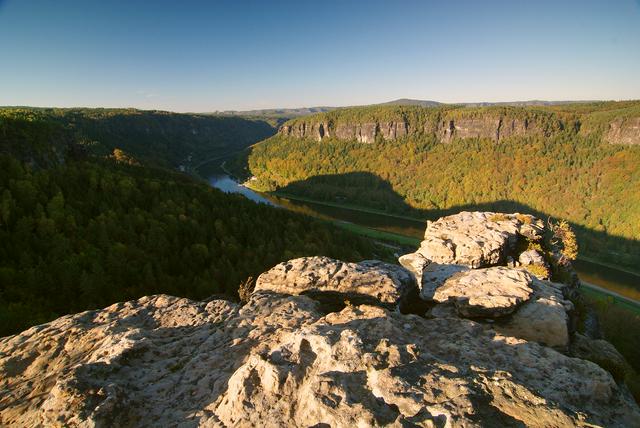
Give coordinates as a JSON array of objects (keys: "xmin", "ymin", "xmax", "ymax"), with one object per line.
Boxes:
[
  {"xmin": 278, "ymin": 113, "xmax": 556, "ymax": 144},
  {"xmin": 432, "ymin": 267, "xmax": 534, "ymax": 318},
  {"xmin": 1, "ymin": 212, "xmax": 638, "ymax": 426},
  {"xmin": 401, "ymin": 211, "xmax": 576, "ymax": 349},
  {"xmin": 438, "ymin": 118, "xmax": 502, "ymax": 142},
  {"xmin": 499, "ymin": 117, "xmax": 535, "ymax": 139},
  {"xmin": 413, "ymin": 211, "xmax": 544, "ymax": 269},
  {"xmin": 399, "ymin": 255, "xmax": 469, "ymax": 300},
  {"xmin": 279, "ymin": 120, "xmax": 408, "ymax": 143},
  {"xmin": 356, "ymin": 122, "xmax": 378, "ymax": 143},
  {"xmin": 334, "ymin": 123, "xmax": 356, "ymax": 140},
  {"xmin": 1, "ymin": 291, "xmax": 639, "ymax": 427},
  {"xmin": 605, "ymin": 116, "xmax": 640, "ymax": 145},
  {"xmin": 255, "ymin": 256, "xmax": 417, "ymax": 310},
  {"xmin": 493, "ymin": 278, "xmax": 573, "ymax": 348}
]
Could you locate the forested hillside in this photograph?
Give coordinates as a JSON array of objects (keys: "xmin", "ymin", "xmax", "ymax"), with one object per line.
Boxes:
[
  {"xmin": 1, "ymin": 107, "xmax": 276, "ymax": 170},
  {"xmin": 0, "ymin": 113, "xmax": 379, "ymax": 336},
  {"xmin": 238, "ymin": 102, "xmax": 640, "ymax": 270}
]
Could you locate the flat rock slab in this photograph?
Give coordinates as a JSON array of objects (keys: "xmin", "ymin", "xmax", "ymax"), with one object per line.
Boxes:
[
  {"xmin": 255, "ymin": 256, "xmax": 416, "ymax": 309},
  {"xmin": 433, "ymin": 267, "xmax": 534, "ymax": 318}
]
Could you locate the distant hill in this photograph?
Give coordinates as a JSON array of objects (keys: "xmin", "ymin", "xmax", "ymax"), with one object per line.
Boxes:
[
  {"xmin": 379, "ymin": 98, "xmax": 442, "ymax": 107},
  {"xmin": 463, "ymin": 100, "xmax": 599, "ymax": 107},
  {"xmin": 218, "ymin": 106, "xmax": 334, "ymax": 117},
  {"xmin": 381, "ymin": 98, "xmax": 601, "ymax": 108},
  {"xmin": 209, "ymin": 99, "xmax": 605, "ymax": 121},
  {"xmin": 0, "ymin": 107, "xmax": 277, "ymax": 171}
]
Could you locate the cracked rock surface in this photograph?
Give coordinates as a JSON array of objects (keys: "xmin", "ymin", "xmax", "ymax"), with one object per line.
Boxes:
[
  {"xmin": 1, "ymin": 212, "xmax": 638, "ymax": 427},
  {"xmin": 413, "ymin": 211, "xmax": 544, "ymax": 269},
  {"xmin": 432, "ymin": 267, "xmax": 534, "ymax": 318},
  {"xmin": 1, "ymin": 291, "xmax": 639, "ymax": 427},
  {"xmin": 254, "ymin": 256, "xmax": 417, "ymax": 310}
]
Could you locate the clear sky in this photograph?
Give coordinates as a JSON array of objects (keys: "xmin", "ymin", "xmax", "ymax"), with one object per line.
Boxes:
[{"xmin": 1, "ymin": 0, "xmax": 639, "ymax": 112}]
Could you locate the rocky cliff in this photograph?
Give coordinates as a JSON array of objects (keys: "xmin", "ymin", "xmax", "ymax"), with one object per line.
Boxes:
[
  {"xmin": 277, "ymin": 105, "xmax": 640, "ymax": 145},
  {"xmin": 279, "ymin": 114, "xmax": 562, "ymax": 144},
  {"xmin": 1, "ymin": 212, "xmax": 639, "ymax": 427},
  {"xmin": 604, "ymin": 116, "xmax": 640, "ymax": 145}
]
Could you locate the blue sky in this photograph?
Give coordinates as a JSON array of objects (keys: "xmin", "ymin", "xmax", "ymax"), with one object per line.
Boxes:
[{"xmin": 1, "ymin": 0, "xmax": 639, "ymax": 112}]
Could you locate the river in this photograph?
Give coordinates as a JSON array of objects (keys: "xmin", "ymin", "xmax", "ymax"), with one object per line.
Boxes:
[{"xmin": 208, "ymin": 172, "xmax": 640, "ymax": 304}]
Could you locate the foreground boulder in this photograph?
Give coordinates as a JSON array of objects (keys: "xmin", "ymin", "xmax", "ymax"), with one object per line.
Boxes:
[
  {"xmin": 493, "ymin": 277, "xmax": 573, "ymax": 348},
  {"xmin": 401, "ymin": 211, "xmax": 576, "ymax": 349},
  {"xmin": 432, "ymin": 267, "xmax": 534, "ymax": 318},
  {"xmin": 1, "ymin": 292, "xmax": 638, "ymax": 427},
  {"xmin": 406, "ymin": 211, "xmax": 545, "ymax": 269},
  {"xmin": 255, "ymin": 256, "xmax": 417, "ymax": 310}
]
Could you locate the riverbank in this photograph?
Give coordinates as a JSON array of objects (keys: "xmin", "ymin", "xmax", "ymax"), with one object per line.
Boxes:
[{"xmin": 580, "ymin": 281, "xmax": 640, "ymax": 314}]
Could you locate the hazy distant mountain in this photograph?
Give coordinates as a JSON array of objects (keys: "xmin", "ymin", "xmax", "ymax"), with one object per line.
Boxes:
[
  {"xmin": 209, "ymin": 99, "xmax": 601, "ymax": 119},
  {"xmin": 462, "ymin": 100, "xmax": 597, "ymax": 107},
  {"xmin": 215, "ymin": 106, "xmax": 335, "ymax": 118},
  {"xmin": 382, "ymin": 98, "xmax": 598, "ymax": 107},
  {"xmin": 379, "ymin": 98, "xmax": 442, "ymax": 107}
]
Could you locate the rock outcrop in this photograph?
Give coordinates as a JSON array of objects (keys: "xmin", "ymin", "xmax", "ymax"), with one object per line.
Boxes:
[
  {"xmin": 401, "ymin": 211, "xmax": 545, "ymax": 270},
  {"xmin": 2, "ymin": 292, "xmax": 639, "ymax": 427},
  {"xmin": 400, "ymin": 211, "xmax": 574, "ymax": 349},
  {"xmin": 280, "ymin": 121, "xmax": 409, "ymax": 143},
  {"xmin": 278, "ymin": 105, "xmax": 640, "ymax": 145},
  {"xmin": 605, "ymin": 116, "xmax": 640, "ymax": 145},
  {"xmin": 279, "ymin": 114, "xmax": 558, "ymax": 144},
  {"xmin": 254, "ymin": 256, "xmax": 417, "ymax": 311},
  {"xmin": 1, "ymin": 212, "xmax": 638, "ymax": 427},
  {"xmin": 432, "ymin": 267, "xmax": 534, "ymax": 318}
]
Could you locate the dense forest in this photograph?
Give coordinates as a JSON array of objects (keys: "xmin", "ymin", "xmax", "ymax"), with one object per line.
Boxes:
[
  {"xmin": 237, "ymin": 102, "xmax": 640, "ymax": 271},
  {"xmin": 0, "ymin": 111, "xmax": 381, "ymax": 336},
  {"xmin": 1, "ymin": 107, "xmax": 276, "ymax": 171}
]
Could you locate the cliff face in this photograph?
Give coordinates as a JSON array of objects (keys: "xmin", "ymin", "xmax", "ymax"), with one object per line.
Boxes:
[
  {"xmin": 1, "ymin": 212, "xmax": 639, "ymax": 427},
  {"xmin": 279, "ymin": 115, "xmax": 558, "ymax": 143},
  {"xmin": 278, "ymin": 105, "xmax": 640, "ymax": 145},
  {"xmin": 605, "ymin": 117, "xmax": 640, "ymax": 145},
  {"xmin": 280, "ymin": 121, "xmax": 408, "ymax": 143},
  {"xmin": 436, "ymin": 117, "xmax": 552, "ymax": 142}
]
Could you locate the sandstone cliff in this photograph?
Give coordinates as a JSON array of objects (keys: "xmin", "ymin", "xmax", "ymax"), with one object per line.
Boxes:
[
  {"xmin": 279, "ymin": 114, "xmax": 561, "ymax": 144},
  {"xmin": 1, "ymin": 212, "xmax": 638, "ymax": 427},
  {"xmin": 277, "ymin": 105, "xmax": 640, "ymax": 145},
  {"xmin": 604, "ymin": 116, "xmax": 640, "ymax": 145}
]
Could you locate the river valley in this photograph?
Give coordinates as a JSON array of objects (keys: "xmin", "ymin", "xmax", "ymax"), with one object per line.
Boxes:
[{"xmin": 208, "ymin": 171, "xmax": 640, "ymax": 306}]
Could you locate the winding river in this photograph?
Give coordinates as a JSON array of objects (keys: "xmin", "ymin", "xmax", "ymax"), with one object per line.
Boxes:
[{"xmin": 208, "ymin": 172, "xmax": 640, "ymax": 305}]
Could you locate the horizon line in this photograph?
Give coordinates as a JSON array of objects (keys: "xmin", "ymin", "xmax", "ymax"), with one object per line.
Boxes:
[{"xmin": 2, "ymin": 97, "xmax": 640, "ymax": 114}]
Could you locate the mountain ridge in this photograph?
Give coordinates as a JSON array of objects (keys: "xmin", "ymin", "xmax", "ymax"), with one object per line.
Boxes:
[{"xmin": 204, "ymin": 98, "xmax": 628, "ymax": 118}]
